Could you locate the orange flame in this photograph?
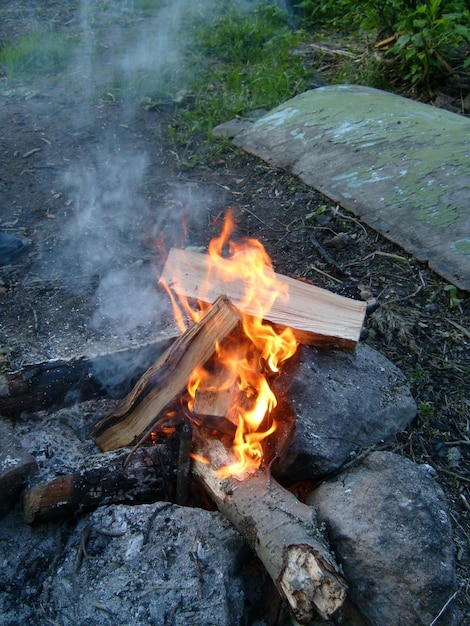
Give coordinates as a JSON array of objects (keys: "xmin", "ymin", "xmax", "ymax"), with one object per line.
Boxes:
[{"xmin": 167, "ymin": 209, "xmax": 298, "ymax": 479}]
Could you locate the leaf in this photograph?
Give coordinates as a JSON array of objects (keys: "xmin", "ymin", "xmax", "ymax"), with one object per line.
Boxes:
[{"xmin": 395, "ymin": 34, "xmax": 411, "ymax": 50}]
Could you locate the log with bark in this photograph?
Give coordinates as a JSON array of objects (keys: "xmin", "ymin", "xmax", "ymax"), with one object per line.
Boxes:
[
  {"xmin": 94, "ymin": 295, "xmax": 241, "ymax": 451},
  {"xmin": 160, "ymin": 247, "xmax": 366, "ymax": 352},
  {"xmin": 0, "ymin": 338, "xmax": 174, "ymax": 418},
  {"xmin": 23, "ymin": 442, "xmax": 178, "ymax": 524},
  {"xmin": 191, "ymin": 434, "xmax": 348, "ymax": 623}
]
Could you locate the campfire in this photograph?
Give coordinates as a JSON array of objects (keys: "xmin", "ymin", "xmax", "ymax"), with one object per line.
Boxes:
[{"xmin": 20, "ymin": 211, "xmax": 367, "ymax": 623}]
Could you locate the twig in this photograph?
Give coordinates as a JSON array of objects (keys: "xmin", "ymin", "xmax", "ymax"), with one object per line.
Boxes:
[
  {"xmin": 428, "ymin": 588, "xmax": 460, "ymax": 626},
  {"xmin": 436, "ymin": 467, "xmax": 470, "ymax": 484},
  {"xmin": 375, "ymin": 34, "xmax": 399, "ymax": 50},
  {"xmin": 73, "ymin": 525, "xmax": 91, "ymax": 575},
  {"xmin": 310, "ymin": 234, "xmax": 349, "ymax": 276},
  {"xmin": 445, "ymin": 319, "xmax": 470, "ymax": 341},
  {"xmin": 361, "ymin": 250, "xmax": 408, "ymax": 264},
  {"xmin": 432, "ymin": 49, "xmax": 459, "ymax": 77},
  {"xmin": 332, "ymin": 205, "xmax": 368, "ymax": 236},
  {"xmin": 22, "ymin": 148, "xmax": 41, "ymax": 158},
  {"xmin": 382, "ymin": 270, "xmax": 426, "ymax": 305},
  {"xmin": 306, "ymin": 265, "xmax": 343, "ymax": 284},
  {"xmin": 241, "ymin": 206, "xmax": 277, "ymax": 230},
  {"xmin": 307, "ymin": 42, "xmax": 356, "ymax": 58},
  {"xmin": 190, "ymin": 547, "xmax": 204, "ymax": 599},
  {"xmin": 92, "ymin": 602, "xmax": 116, "ymax": 616},
  {"xmin": 460, "ymin": 493, "xmax": 470, "ymax": 513},
  {"xmin": 143, "ymin": 503, "xmax": 173, "ymax": 545}
]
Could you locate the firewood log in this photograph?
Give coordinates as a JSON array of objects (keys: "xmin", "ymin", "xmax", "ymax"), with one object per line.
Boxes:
[
  {"xmin": 160, "ymin": 248, "xmax": 366, "ymax": 352},
  {"xmin": 23, "ymin": 443, "xmax": 177, "ymax": 524},
  {"xmin": 0, "ymin": 338, "xmax": 174, "ymax": 418},
  {"xmin": 191, "ymin": 436, "xmax": 348, "ymax": 623},
  {"xmin": 94, "ymin": 295, "xmax": 241, "ymax": 451}
]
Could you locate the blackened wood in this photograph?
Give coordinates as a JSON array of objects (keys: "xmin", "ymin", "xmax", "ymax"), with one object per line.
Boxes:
[
  {"xmin": 0, "ymin": 339, "xmax": 174, "ymax": 418},
  {"xmin": 23, "ymin": 443, "xmax": 177, "ymax": 524}
]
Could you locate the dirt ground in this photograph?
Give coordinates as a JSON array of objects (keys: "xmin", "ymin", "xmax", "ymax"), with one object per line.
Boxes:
[{"xmin": 1, "ymin": 1, "xmax": 469, "ymax": 623}]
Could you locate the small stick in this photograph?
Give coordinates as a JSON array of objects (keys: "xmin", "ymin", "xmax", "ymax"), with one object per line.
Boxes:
[{"xmin": 310, "ymin": 234, "xmax": 348, "ymax": 276}]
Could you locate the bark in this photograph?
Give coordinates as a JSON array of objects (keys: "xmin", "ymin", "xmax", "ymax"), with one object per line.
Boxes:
[
  {"xmin": 160, "ymin": 247, "xmax": 366, "ymax": 352},
  {"xmin": 23, "ymin": 443, "xmax": 177, "ymax": 524},
  {"xmin": 94, "ymin": 295, "xmax": 241, "ymax": 451},
  {"xmin": 0, "ymin": 338, "xmax": 174, "ymax": 418},
  {"xmin": 191, "ymin": 437, "xmax": 348, "ymax": 623}
]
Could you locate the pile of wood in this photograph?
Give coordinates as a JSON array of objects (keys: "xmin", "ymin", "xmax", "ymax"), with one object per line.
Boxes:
[{"xmin": 19, "ymin": 249, "xmax": 367, "ymax": 623}]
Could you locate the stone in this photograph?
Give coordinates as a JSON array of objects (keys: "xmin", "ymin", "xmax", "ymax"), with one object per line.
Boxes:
[
  {"xmin": 231, "ymin": 85, "xmax": 470, "ymax": 291},
  {"xmin": 463, "ymin": 92, "xmax": 470, "ymax": 113},
  {"xmin": 212, "ymin": 119, "xmax": 253, "ymax": 139},
  {"xmin": 0, "ymin": 419, "xmax": 37, "ymax": 518},
  {"xmin": 0, "ymin": 231, "xmax": 30, "ymax": 266},
  {"xmin": 277, "ymin": 343, "xmax": 416, "ymax": 479},
  {"xmin": 307, "ymin": 451, "xmax": 458, "ymax": 626},
  {"xmin": 1, "ymin": 502, "xmax": 246, "ymax": 625}
]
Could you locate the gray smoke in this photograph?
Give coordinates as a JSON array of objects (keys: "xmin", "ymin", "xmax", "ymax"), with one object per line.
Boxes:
[{"xmin": 31, "ymin": 0, "xmax": 232, "ymax": 389}]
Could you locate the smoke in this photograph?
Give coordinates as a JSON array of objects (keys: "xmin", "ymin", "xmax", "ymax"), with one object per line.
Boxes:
[{"xmin": 29, "ymin": 0, "xmax": 229, "ymax": 389}]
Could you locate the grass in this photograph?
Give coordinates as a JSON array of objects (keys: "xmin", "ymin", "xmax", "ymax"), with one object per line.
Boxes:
[
  {"xmin": 0, "ymin": 26, "xmax": 75, "ymax": 80},
  {"xmin": 145, "ymin": 1, "xmax": 316, "ymax": 154}
]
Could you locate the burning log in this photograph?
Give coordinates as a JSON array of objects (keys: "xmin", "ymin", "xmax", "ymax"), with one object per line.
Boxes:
[
  {"xmin": 160, "ymin": 247, "xmax": 366, "ymax": 352},
  {"xmin": 94, "ymin": 295, "xmax": 241, "ymax": 451},
  {"xmin": 23, "ymin": 443, "xmax": 177, "ymax": 524},
  {"xmin": 191, "ymin": 435, "xmax": 348, "ymax": 623}
]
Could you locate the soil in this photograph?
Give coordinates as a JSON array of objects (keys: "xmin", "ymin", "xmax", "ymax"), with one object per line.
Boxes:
[{"xmin": 1, "ymin": 1, "xmax": 469, "ymax": 623}]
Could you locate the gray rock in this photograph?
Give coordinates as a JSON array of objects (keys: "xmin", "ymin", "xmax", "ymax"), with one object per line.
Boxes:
[
  {"xmin": 463, "ymin": 92, "xmax": 470, "ymax": 113},
  {"xmin": 39, "ymin": 502, "xmax": 246, "ymax": 626},
  {"xmin": 0, "ymin": 419, "xmax": 37, "ymax": 518},
  {"xmin": 307, "ymin": 451, "xmax": 457, "ymax": 626},
  {"xmin": 278, "ymin": 343, "xmax": 416, "ymax": 479},
  {"xmin": 212, "ymin": 119, "xmax": 253, "ymax": 139}
]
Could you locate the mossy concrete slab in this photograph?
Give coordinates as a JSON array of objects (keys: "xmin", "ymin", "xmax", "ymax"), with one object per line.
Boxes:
[{"xmin": 231, "ymin": 85, "xmax": 470, "ymax": 290}]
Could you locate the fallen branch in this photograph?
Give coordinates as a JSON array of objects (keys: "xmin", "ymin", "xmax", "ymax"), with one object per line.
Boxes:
[{"xmin": 192, "ymin": 436, "xmax": 347, "ymax": 623}]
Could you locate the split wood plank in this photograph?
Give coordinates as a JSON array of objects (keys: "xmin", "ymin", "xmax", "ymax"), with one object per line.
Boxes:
[
  {"xmin": 160, "ymin": 248, "xmax": 366, "ymax": 352},
  {"xmin": 94, "ymin": 295, "xmax": 241, "ymax": 451}
]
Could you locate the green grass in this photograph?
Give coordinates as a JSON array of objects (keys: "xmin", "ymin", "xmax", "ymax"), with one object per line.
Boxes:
[
  {"xmin": 0, "ymin": 27, "xmax": 75, "ymax": 80},
  {"xmin": 146, "ymin": 1, "xmax": 315, "ymax": 153}
]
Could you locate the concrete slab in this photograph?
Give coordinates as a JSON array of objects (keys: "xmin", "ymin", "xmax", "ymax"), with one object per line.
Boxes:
[{"xmin": 230, "ymin": 85, "xmax": 470, "ymax": 290}]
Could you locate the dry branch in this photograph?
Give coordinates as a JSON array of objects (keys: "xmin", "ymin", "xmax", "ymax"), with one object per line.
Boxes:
[
  {"xmin": 160, "ymin": 248, "xmax": 366, "ymax": 351},
  {"xmin": 192, "ymin": 436, "xmax": 347, "ymax": 623},
  {"xmin": 23, "ymin": 444, "xmax": 177, "ymax": 524},
  {"xmin": 94, "ymin": 295, "xmax": 241, "ymax": 451}
]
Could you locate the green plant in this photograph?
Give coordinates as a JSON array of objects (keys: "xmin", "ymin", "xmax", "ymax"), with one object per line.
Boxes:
[
  {"xmin": 443, "ymin": 284, "xmax": 462, "ymax": 308},
  {"xmin": 293, "ymin": 0, "xmax": 470, "ymax": 90},
  {"xmin": 417, "ymin": 401, "xmax": 433, "ymax": 427},
  {"xmin": 157, "ymin": 1, "xmax": 314, "ymax": 151},
  {"xmin": 390, "ymin": 0, "xmax": 470, "ymax": 88}
]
